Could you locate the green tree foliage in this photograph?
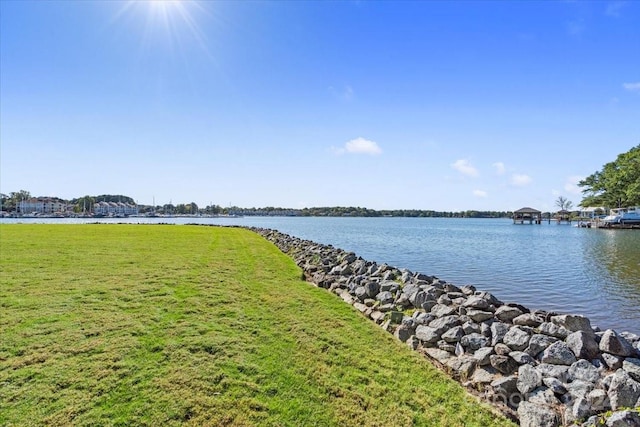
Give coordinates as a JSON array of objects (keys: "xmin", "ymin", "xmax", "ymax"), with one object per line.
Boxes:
[
  {"xmin": 555, "ymin": 196, "xmax": 573, "ymax": 211},
  {"xmin": 579, "ymin": 144, "xmax": 640, "ymax": 208},
  {"xmin": 2, "ymin": 190, "xmax": 32, "ymax": 212},
  {"xmin": 74, "ymin": 196, "xmax": 95, "ymax": 213}
]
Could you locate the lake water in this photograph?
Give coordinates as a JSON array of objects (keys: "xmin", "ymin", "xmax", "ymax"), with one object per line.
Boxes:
[{"xmin": 3, "ymin": 216, "xmax": 639, "ymax": 334}]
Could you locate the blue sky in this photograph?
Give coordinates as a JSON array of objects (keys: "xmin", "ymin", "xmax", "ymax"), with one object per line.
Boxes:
[{"xmin": 1, "ymin": 1, "xmax": 639, "ymax": 211}]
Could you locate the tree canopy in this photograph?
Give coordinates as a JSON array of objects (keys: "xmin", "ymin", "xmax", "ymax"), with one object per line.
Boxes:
[{"xmin": 578, "ymin": 144, "xmax": 640, "ymax": 208}]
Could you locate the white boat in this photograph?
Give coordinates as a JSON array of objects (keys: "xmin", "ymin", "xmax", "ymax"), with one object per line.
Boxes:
[{"xmin": 601, "ymin": 207, "xmax": 640, "ymax": 224}]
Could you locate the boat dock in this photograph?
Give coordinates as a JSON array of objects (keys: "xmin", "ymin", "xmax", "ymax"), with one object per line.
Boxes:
[{"xmin": 578, "ymin": 220, "xmax": 640, "ymax": 229}]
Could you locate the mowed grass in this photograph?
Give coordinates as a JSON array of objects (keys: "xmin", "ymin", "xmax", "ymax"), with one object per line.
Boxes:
[{"xmin": 0, "ymin": 224, "xmax": 514, "ymax": 426}]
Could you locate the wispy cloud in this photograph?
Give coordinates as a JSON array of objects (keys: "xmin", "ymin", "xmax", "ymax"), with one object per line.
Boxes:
[
  {"xmin": 606, "ymin": 1, "xmax": 626, "ymax": 17},
  {"xmin": 510, "ymin": 174, "xmax": 532, "ymax": 187},
  {"xmin": 492, "ymin": 162, "xmax": 506, "ymax": 175},
  {"xmin": 473, "ymin": 190, "xmax": 488, "ymax": 198},
  {"xmin": 623, "ymin": 82, "xmax": 640, "ymax": 93},
  {"xmin": 333, "ymin": 137, "xmax": 382, "ymax": 156},
  {"xmin": 564, "ymin": 175, "xmax": 584, "ymax": 195},
  {"xmin": 451, "ymin": 159, "xmax": 479, "ymax": 177},
  {"xmin": 329, "ymin": 85, "xmax": 355, "ymax": 101}
]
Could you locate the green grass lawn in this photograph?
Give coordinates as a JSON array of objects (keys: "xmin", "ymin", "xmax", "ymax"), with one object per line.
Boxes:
[{"xmin": 0, "ymin": 224, "xmax": 514, "ymax": 426}]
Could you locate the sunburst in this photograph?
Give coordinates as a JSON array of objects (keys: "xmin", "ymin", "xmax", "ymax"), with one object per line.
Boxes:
[{"xmin": 111, "ymin": 0, "xmax": 211, "ymax": 57}]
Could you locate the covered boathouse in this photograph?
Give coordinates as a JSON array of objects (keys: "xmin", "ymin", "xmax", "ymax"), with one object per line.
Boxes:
[{"xmin": 513, "ymin": 207, "xmax": 542, "ymax": 224}]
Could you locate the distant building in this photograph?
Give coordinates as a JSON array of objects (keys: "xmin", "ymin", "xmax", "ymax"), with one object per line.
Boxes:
[
  {"xmin": 93, "ymin": 201, "xmax": 138, "ymax": 216},
  {"xmin": 18, "ymin": 198, "xmax": 68, "ymax": 215},
  {"xmin": 580, "ymin": 206, "xmax": 607, "ymax": 219}
]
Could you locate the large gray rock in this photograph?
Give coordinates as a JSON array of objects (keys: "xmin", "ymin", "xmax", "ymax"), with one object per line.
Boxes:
[
  {"xmin": 608, "ymin": 369, "xmax": 640, "ymax": 410},
  {"xmin": 474, "ymin": 290, "xmax": 501, "ymax": 306},
  {"xmin": 402, "ymin": 283, "xmax": 420, "ymax": 298},
  {"xmin": 517, "ymin": 364, "xmax": 542, "ymax": 394},
  {"xmin": 376, "ymin": 291, "xmax": 394, "ymax": 304},
  {"xmin": 623, "ymin": 358, "xmax": 640, "ymax": 382},
  {"xmin": 503, "ymin": 326, "xmax": 531, "ymax": 351},
  {"xmin": 444, "ymin": 356, "xmax": 477, "ymax": 380},
  {"xmin": 586, "ymin": 389, "xmax": 609, "ymax": 412},
  {"xmin": 551, "ymin": 314, "xmax": 593, "ymax": 335},
  {"xmin": 565, "ymin": 380, "xmax": 595, "ymax": 400},
  {"xmin": 363, "ymin": 281, "xmax": 380, "ymax": 298},
  {"xmin": 494, "ymin": 343, "xmax": 511, "ymax": 356},
  {"xmin": 415, "ymin": 325, "xmax": 440, "ymax": 344},
  {"xmin": 490, "ymin": 322, "xmax": 510, "ymax": 346},
  {"xmin": 409, "ymin": 290, "xmax": 431, "ymax": 308},
  {"xmin": 431, "ymin": 303, "xmax": 455, "ymax": 318},
  {"xmin": 526, "ymin": 334, "xmax": 559, "ymax": 357},
  {"xmin": 605, "ymin": 410, "xmax": 640, "ymax": 427},
  {"xmin": 460, "ymin": 333, "xmax": 489, "ymax": 351},
  {"xmin": 543, "ymin": 377, "xmax": 568, "ymax": 395},
  {"xmin": 465, "ymin": 309, "xmax": 494, "ymax": 322},
  {"xmin": 462, "ymin": 320, "xmax": 480, "ymax": 335},
  {"xmin": 438, "ymin": 340, "xmax": 456, "ymax": 353},
  {"xmin": 509, "ymin": 351, "xmax": 535, "ymax": 365},
  {"xmin": 470, "ymin": 366, "xmax": 495, "ymax": 385},
  {"xmin": 473, "ymin": 347, "xmax": 494, "ymax": 366},
  {"xmin": 539, "ymin": 322, "xmax": 570, "ymax": 339},
  {"xmin": 566, "ymin": 331, "xmax": 600, "ymax": 360},
  {"xmin": 441, "ymin": 326, "xmax": 464, "ymax": 343},
  {"xmin": 513, "ymin": 313, "xmax": 543, "ymax": 327},
  {"xmin": 536, "ymin": 363, "xmax": 570, "ymax": 382},
  {"xmin": 541, "ymin": 341, "xmax": 577, "ymax": 366},
  {"xmin": 602, "ymin": 353, "xmax": 624, "ymax": 370},
  {"xmin": 600, "ymin": 329, "xmax": 635, "ymax": 357},
  {"xmin": 394, "ymin": 324, "xmax": 413, "ymax": 342},
  {"xmin": 423, "ymin": 347, "xmax": 453, "ymax": 363},
  {"xmin": 354, "ymin": 286, "xmax": 367, "ymax": 300},
  {"xmin": 380, "ymin": 280, "xmax": 400, "ymax": 294},
  {"xmin": 462, "ymin": 295, "xmax": 490, "ymax": 310},
  {"xmin": 429, "ymin": 315, "xmax": 461, "ymax": 335},
  {"xmin": 494, "ymin": 305, "xmax": 523, "ymax": 323},
  {"xmin": 528, "ymin": 387, "xmax": 559, "ymax": 406},
  {"xmin": 569, "ymin": 359, "xmax": 600, "ymax": 383},
  {"xmin": 491, "ymin": 375, "xmax": 518, "ymax": 396},
  {"xmin": 517, "ymin": 401, "xmax": 560, "ymax": 427},
  {"xmin": 490, "ymin": 355, "xmax": 518, "ymax": 375},
  {"xmin": 566, "ymin": 396, "xmax": 596, "ymax": 424}
]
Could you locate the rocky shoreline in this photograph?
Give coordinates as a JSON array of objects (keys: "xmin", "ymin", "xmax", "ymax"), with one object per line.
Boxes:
[{"xmin": 248, "ymin": 227, "xmax": 640, "ymax": 427}]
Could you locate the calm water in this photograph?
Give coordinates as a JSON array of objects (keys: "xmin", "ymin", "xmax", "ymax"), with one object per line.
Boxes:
[{"xmin": 3, "ymin": 216, "xmax": 639, "ymax": 333}]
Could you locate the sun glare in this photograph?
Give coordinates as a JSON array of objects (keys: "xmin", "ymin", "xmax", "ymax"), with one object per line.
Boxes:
[{"xmin": 111, "ymin": 0, "xmax": 211, "ymax": 57}]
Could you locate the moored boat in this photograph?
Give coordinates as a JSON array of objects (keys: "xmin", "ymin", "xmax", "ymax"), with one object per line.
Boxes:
[{"xmin": 601, "ymin": 207, "xmax": 640, "ymax": 224}]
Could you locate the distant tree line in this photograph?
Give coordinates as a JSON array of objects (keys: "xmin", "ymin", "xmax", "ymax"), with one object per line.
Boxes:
[
  {"xmin": 8, "ymin": 142, "xmax": 640, "ymax": 217},
  {"xmin": 229, "ymin": 206, "xmax": 512, "ymax": 218}
]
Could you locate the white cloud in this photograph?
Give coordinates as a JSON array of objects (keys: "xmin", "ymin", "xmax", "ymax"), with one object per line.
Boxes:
[
  {"xmin": 334, "ymin": 137, "xmax": 382, "ymax": 156},
  {"xmin": 473, "ymin": 190, "xmax": 488, "ymax": 198},
  {"xmin": 623, "ymin": 82, "xmax": 640, "ymax": 93},
  {"xmin": 492, "ymin": 162, "xmax": 506, "ymax": 175},
  {"xmin": 564, "ymin": 175, "xmax": 584, "ymax": 195},
  {"xmin": 510, "ymin": 174, "xmax": 532, "ymax": 187},
  {"xmin": 451, "ymin": 159, "xmax": 479, "ymax": 177}
]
